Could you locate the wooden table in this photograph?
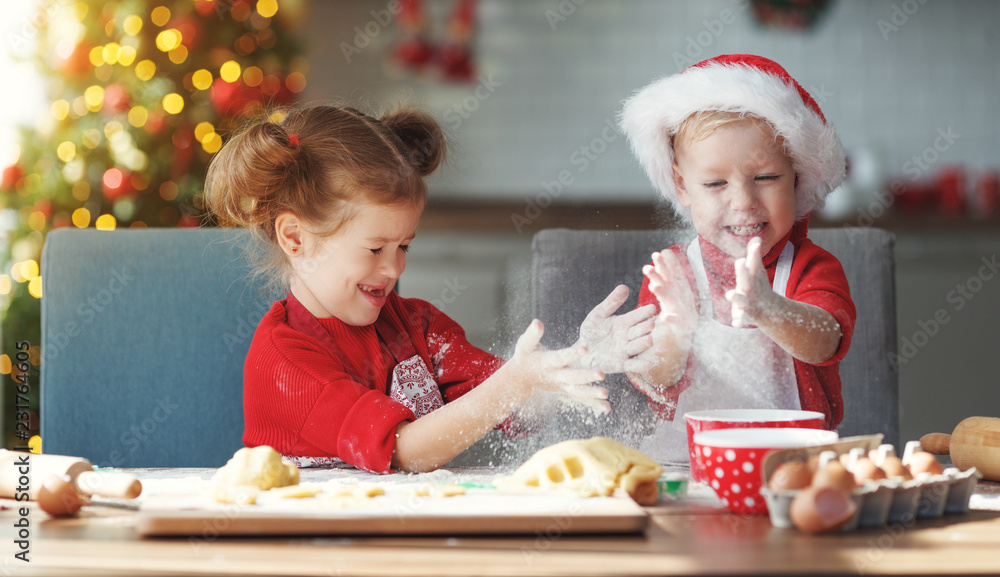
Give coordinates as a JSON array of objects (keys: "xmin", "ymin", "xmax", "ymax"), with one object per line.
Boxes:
[{"xmin": 6, "ymin": 469, "xmax": 1000, "ymax": 577}]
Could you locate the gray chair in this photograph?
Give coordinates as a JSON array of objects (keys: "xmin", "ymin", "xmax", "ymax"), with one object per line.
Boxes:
[
  {"xmin": 41, "ymin": 228, "xmax": 279, "ymax": 467},
  {"xmin": 529, "ymin": 227, "xmax": 899, "ymax": 452}
]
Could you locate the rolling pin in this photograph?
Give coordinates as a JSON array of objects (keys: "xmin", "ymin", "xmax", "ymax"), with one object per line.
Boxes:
[
  {"xmin": 0, "ymin": 449, "xmax": 141, "ymax": 500},
  {"xmin": 920, "ymin": 416, "xmax": 1000, "ymax": 481}
]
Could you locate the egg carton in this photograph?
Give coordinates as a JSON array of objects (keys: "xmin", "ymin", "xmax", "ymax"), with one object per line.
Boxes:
[{"xmin": 759, "ymin": 436, "xmax": 982, "ymax": 531}]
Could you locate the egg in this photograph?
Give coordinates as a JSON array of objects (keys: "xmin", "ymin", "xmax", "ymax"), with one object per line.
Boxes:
[
  {"xmin": 880, "ymin": 456, "xmax": 913, "ymax": 481},
  {"xmin": 907, "ymin": 451, "xmax": 944, "ymax": 476},
  {"xmin": 850, "ymin": 458, "xmax": 887, "ymax": 485},
  {"xmin": 769, "ymin": 461, "xmax": 812, "ymax": 491},
  {"xmin": 811, "ymin": 460, "xmax": 856, "ymax": 493},
  {"xmin": 37, "ymin": 475, "xmax": 85, "ymax": 517},
  {"xmin": 789, "ymin": 485, "xmax": 857, "ymax": 533}
]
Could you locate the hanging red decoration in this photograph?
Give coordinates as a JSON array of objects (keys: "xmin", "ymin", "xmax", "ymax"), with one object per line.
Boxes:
[
  {"xmin": 392, "ymin": 0, "xmax": 435, "ymax": 71},
  {"xmin": 436, "ymin": 0, "xmax": 477, "ymax": 83}
]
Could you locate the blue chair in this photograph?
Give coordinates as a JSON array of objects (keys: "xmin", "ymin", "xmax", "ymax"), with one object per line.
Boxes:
[
  {"xmin": 41, "ymin": 228, "xmax": 279, "ymax": 467},
  {"xmin": 528, "ymin": 227, "xmax": 900, "ymax": 451}
]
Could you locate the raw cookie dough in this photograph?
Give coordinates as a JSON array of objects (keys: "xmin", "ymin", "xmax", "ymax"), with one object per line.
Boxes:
[
  {"xmin": 411, "ymin": 483, "xmax": 466, "ymax": 498},
  {"xmin": 498, "ymin": 437, "xmax": 663, "ymax": 505},
  {"xmin": 211, "ymin": 446, "xmax": 299, "ymax": 504}
]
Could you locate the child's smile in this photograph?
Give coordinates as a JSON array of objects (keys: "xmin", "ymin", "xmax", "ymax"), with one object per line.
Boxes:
[
  {"xmin": 290, "ymin": 201, "xmax": 423, "ymax": 325},
  {"xmin": 673, "ymin": 119, "xmax": 797, "ymax": 258}
]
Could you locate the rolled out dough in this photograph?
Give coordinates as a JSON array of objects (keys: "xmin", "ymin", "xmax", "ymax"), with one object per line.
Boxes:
[{"xmin": 498, "ymin": 437, "xmax": 663, "ymax": 505}]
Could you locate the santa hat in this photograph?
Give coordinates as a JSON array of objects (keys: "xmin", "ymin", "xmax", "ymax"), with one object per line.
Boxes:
[{"xmin": 619, "ymin": 54, "xmax": 845, "ymax": 222}]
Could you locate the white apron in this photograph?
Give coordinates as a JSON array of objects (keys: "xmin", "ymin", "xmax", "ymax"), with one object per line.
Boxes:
[{"xmin": 639, "ymin": 238, "xmax": 800, "ymax": 464}]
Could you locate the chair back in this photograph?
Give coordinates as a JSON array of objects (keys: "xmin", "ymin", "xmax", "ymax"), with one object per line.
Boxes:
[{"xmin": 41, "ymin": 228, "xmax": 279, "ymax": 467}]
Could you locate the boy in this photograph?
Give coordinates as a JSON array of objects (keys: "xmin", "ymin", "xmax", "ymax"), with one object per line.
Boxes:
[{"xmin": 618, "ymin": 54, "xmax": 856, "ymax": 463}]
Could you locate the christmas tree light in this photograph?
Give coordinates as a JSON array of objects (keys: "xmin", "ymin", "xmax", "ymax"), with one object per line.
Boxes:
[{"xmin": 1, "ymin": 0, "xmax": 306, "ymax": 448}]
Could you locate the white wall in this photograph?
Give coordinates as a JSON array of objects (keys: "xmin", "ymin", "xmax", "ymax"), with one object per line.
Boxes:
[{"xmin": 303, "ymin": 0, "xmax": 1000, "ymax": 204}]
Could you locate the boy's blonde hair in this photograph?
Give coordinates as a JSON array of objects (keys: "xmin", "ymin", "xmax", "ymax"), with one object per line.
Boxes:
[
  {"xmin": 619, "ymin": 55, "xmax": 846, "ymax": 223},
  {"xmin": 673, "ymin": 110, "xmax": 786, "ymax": 159}
]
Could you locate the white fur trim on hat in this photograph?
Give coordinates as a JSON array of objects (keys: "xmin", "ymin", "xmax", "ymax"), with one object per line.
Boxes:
[{"xmin": 619, "ymin": 56, "xmax": 846, "ymax": 222}]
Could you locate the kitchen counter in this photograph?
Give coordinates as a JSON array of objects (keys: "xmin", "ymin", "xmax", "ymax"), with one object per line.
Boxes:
[{"xmin": 6, "ymin": 468, "xmax": 1000, "ymax": 577}]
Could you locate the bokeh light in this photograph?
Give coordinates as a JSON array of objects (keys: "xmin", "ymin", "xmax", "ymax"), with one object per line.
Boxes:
[
  {"xmin": 162, "ymin": 93, "xmax": 185, "ymax": 114},
  {"xmin": 220, "ymin": 60, "xmax": 241, "ymax": 83},
  {"xmin": 135, "ymin": 59, "xmax": 156, "ymax": 81},
  {"xmin": 192, "ymin": 69, "xmax": 213, "ymax": 90},
  {"xmin": 257, "ymin": 0, "xmax": 278, "ymax": 18},
  {"xmin": 123, "ymin": 14, "xmax": 143, "ymax": 36},
  {"xmin": 151, "ymin": 6, "xmax": 171, "ymax": 26},
  {"xmin": 72, "ymin": 207, "xmax": 91, "ymax": 228},
  {"xmin": 95, "ymin": 214, "xmax": 117, "ymax": 231}
]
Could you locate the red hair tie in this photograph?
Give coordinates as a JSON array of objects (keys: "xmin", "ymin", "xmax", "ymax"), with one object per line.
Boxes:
[{"xmin": 288, "ymin": 134, "xmax": 299, "ymax": 148}]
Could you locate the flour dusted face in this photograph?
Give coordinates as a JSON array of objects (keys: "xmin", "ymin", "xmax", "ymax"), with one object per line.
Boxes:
[{"xmin": 673, "ymin": 119, "xmax": 796, "ymax": 258}]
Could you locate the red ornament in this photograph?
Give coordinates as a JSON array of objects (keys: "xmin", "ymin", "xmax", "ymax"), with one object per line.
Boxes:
[
  {"xmin": 935, "ymin": 166, "xmax": 966, "ymax": 215},
  {"xmin": 170, "ymin": 14, "xmax": 201, "ymax": 49},
  {"xmin": 2, "ymin": 164, "xmax": 24, "ymax": 191},
  {"xmin": 178, "ymin": 213, "xmax": 200, "ymax": 228},
  {"xmin": 146, "ymin": 111, "xmax": 166, "ymax": 135},
  {"xmin": 102, "ymin": 167, "xmax": 133, "ymax": 202},
  {"xmin": 171, "ymin": 127, "xmax": 195, "ymax": 179},
  {"xmin": 33, "ymin": 200, "xmax": 53, "ymax": 219},
  {"xmin": 210, "ymin": 77, "xmax": 261, "ymax": 118},
  {"xmin": 393, "ymin": 36, "xmax": 436, "ymax": 70},
  {"xmin": 975, "ymin": 171, "xmax": 1000, "ymax": 216},
  {"xmin": 59, "ymin": 42, "xmax": 94, "ymax": 79},
  {"xmin": 435, "ymin": 43, "xmax": 475, "ymax": 83},
  {"xmin": 52, "ymin": 215, "xmax": 72, "ymax": 229},
  {"xmin": 103, "ymin": 83, "xmax": 131, "ymax": 114}
]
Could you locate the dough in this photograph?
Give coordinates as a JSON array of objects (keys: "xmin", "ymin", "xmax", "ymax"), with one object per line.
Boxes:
[
  {"xmin": 211, "ymin": 446, "xmax": 299, "ymax": 503},
  {"xmin": 498, "ymin": 437, "xmax": 663, "ymax": 505},
  {"xmin": 255, "ymin": 484, "xmax": 323, "ymax": 506},
  {"xmin": 411, "ymin": 483, "xmax": 466, "ymax": 498},
  {"xmin": 322, "ymin": 483, "xmax": 386, "ymax": 498}
]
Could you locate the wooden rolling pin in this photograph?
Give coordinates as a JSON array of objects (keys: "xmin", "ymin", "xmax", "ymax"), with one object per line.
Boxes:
[
  {"xmin": 0, "ymin": 449, "xmax": 141, "ymax": 500},
  {"xmin": 920, "ymin": 416, "xmax": 1000, "ymax": 481}
]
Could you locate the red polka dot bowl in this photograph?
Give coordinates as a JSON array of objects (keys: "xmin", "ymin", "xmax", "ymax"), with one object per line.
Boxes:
[
  {"xmin": 693, "ymin": 428, "xmax": 838, "ymax": 515},
  {"xmin": 684, "ymin": 409, "xmax": 826, "ymax": 483}
]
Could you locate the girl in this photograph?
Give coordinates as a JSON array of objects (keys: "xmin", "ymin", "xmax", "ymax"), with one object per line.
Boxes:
[{"xmin": 204, "ymin": 104, "xmax": 655, "ymax": 474}]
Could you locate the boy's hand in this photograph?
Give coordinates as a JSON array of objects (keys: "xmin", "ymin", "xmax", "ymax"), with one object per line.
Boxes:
[
  {"xmin": 575, "ymin": 285, "xmax": 656, "ymax": 374},
  {"xmin": 511, "ymin": 320, "xmax": 610, "ymax": 414},
  {"xmin": 726, "ymin": 237, "xmax": 779, "ymax": 328},
  {"xmin": 643, "ymin": 250, "xmax": 697, "ymax": 333}
]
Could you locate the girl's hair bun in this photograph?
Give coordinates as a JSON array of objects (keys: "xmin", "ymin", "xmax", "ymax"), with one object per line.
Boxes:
[{"xmin": 380, "ymin": 109, "xmax": 446, "ymax": 177}]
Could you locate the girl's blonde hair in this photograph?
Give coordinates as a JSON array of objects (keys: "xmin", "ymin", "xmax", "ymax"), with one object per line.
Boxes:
[{"xmin": 203, "ymin": 104, "xmax": 445, "ymax": 290}]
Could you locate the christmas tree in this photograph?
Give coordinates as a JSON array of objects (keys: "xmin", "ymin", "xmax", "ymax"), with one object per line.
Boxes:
[{"xmin": 1, "ymin": 0, "xmax": 306, "ymax": 449}]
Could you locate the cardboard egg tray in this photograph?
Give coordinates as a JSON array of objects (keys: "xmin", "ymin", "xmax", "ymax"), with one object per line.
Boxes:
[{"xmin": 758, "ymin": 434, "xmax": 982, "ymax": 531}]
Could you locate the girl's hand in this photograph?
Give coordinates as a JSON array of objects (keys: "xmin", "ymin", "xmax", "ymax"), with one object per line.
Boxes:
[
  {"xmin": 725, "ymin": 237, "xmax": 778, "ymax": 328},
  {"xmin": 575, "ymin": 285, "xmax": 656, "ymax": 374},
  {"xmin": 643, "ymin": 250, "xmax": 697, "ymax": 334},
  {"xmin": 511, "ymin": 320, "xmax": 610, "ymax": 414}
]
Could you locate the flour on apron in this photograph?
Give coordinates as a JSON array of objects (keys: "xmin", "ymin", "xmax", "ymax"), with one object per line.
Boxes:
[{"xmin": 640, "ymin": 238, "xmax": 799, "ymax": 464}]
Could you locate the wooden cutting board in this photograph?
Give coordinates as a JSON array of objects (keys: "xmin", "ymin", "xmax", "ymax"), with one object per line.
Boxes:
[{"xmin": 134, "ymin": 491, "xmax": 649, "ymax": 537}]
